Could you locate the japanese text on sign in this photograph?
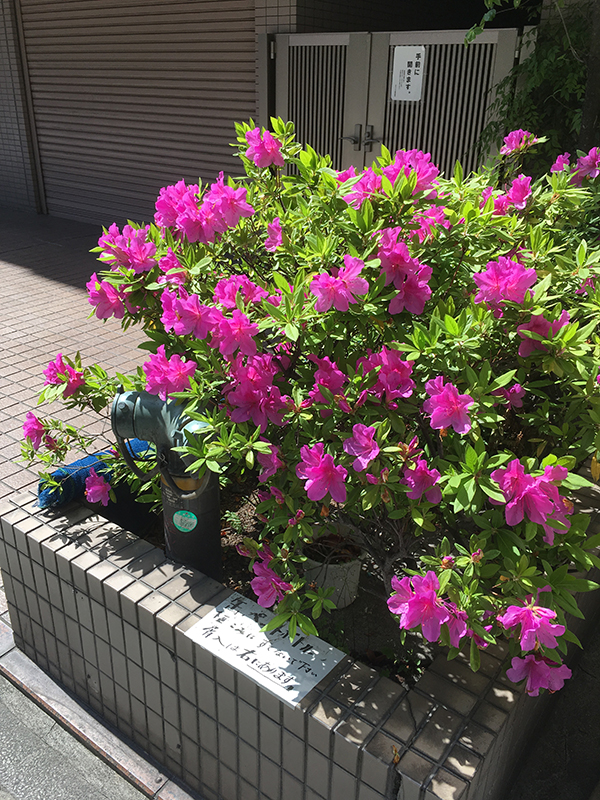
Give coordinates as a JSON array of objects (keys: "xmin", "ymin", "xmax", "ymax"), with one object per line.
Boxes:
[
  {"xmin": 185, "ymin": 594, "xmax": 344, "ymax": 706},
  {"xmin": 391, "ymin": 46, "xmax": 425, "ymax": 102}
]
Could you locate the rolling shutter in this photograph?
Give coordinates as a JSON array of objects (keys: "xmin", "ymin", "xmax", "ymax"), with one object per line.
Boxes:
[{"xmin": 19, "ymin": 0, "xmax": 256, "ymax": 225}]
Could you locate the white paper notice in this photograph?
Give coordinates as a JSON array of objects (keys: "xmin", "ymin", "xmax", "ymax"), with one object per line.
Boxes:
[
  {"xmin": 391, "ymin": 46, "xmax": 425, "ymax": 102},
  {"xmin": 185, "ymin": 594, "xmax": 345, "ymax": 706}
]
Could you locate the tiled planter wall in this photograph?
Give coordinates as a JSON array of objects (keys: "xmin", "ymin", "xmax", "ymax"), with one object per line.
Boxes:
[{"xmin": 1, "ymin": 490, "xmax": 599, "ymax": 800}]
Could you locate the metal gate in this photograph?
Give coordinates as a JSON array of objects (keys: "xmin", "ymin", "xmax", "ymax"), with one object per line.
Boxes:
[{"xmin": 275, "ymin": 29, "xmax": 519, "ymax": 176}]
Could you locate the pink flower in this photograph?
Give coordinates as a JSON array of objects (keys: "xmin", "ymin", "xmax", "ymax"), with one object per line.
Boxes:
[
  {"xmin": 225, "ymin": 354, "xmax": 288, "ymax": 432},
  {"xmin": 551, "ymin": 153, "xmax": 570, "ymax": 173},
  {"xmin": 296, "ymin": 442, "xmax": 347, "ymax": 503},
  {"xmin": 22, "ymin": 412, "xmax": 46, "ymax": 451},
  {"xmin": 446, "ymin": 603, "xmax": 469, "ymax": 647},
  {"xmin": 517, "ymin": 311, "xmax": 570, "ymax": 357},
  {"xmin": 85, "ymin": 468, "xmax": 111, "ymax": 507},
  {"xmin": 506, "ymin": 654, "xmax": 571, "ymax": 696},
  {"xmin": 342, "ymin": 168, "xmax": 382, "ymax": 208},
  {"xmin": 497, "ymin": 598, "xmax": 565, "ymax": 651},
  {"xmin": 490, "ymin": 459, "xmax": 567, "ymax": 528},
  {"xmin": 343, "ymin": 424, "xmax": 380, "ymax": 471},
  {"xmin": 310, "ymin": 256, "xmax": 369, "ymax": 312},
  {"xmin": 43, "ymin": 353, "xmax": 85, "ymax": 398},
  {"xmin": 213, "ymin": 275, "xmax": 268, "ymax": 308},
  {"xmin": 473, "ymin": 257, "xmax": 536, "ymax": 310},
  {"xmin": 251, "ymin": 560, "xmax": 292, "ymax": 607},
  {"xmin": 98, "ymin": 224, "xmax": 157, "ymax": 273},
  {"xmin": 211, "ymin": 309, "xmax": 259, "ymax": 357},
  {"xmin": 402, "ymin": 458, "xmax": 442, "ymax": 504},
  {"xmin": 265, "ymin": 218, "xmax": 283, "ymax": 252},
  {"xmin": 257, "ymin": 442, "xmax": 284, "ymax": 483},
  {"xmin": 506, "ymin": 174, "xmax": 532, "ymax": 210},
  {"xmin": 157, "ymin": 249, "xmax": 187, "ymax": 287},
  {"xmin": 387, "ymin": 571, "xmax": 450, "ymax": 643},
  {"xmin": 245, "ymin": 128, "xmax": 285, "ymax": 168},
  {"xmin": 423, "ymin": 377, "xmax": 474, "ymax": 434},
  {"xmin": 382, "ymin": 149, "xmax": 439, "ymax": 194},
  {"xmin": 86, "ymin": 273, "xmax": 126, "ymax": 320},
  {"xmin": 308, "ymin": 355, "xmax": 347, "ymax": 407},
  {"xmin": 571, "ymin": 147, "xmax": 600, "ymax": 186},
  {"xmin": 358, "ymin": 347, "xmax": 415, "ymax": 402},
  {"xmin": 143, "ymin": 345, "xmax": 196, "ymax": 401},
  {"xmin": 499, "ymin": 129, "xmax": 539, "ymax": 155},
  {"xmin": 154, "ymin": 179, "xmax": 189, "ymax": 228},
  {"xmin": 203, "ymin": 171, "xmax": 255, "ymax": 228},
  {"xmin": 492, "ymin": 383, "xmax": 525, "ymax": 408},
  {"xmin": 493, "ymin": 194, "xmax": 512, "ymax": 215}
]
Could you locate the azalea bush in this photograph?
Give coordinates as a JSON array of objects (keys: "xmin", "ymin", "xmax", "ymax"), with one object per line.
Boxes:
[{"xmin": 22, "ymin": 121, "xmax": 600, "ymax": 697}]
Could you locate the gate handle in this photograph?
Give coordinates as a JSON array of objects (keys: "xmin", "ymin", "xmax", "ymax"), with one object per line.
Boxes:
[
  {"xmin": 363, "ymin": 125, "xmax": 382, "ymax": 151},
  {"xmin": 340, "ymin": 124, "xmax": 362, "ymax": 151}
]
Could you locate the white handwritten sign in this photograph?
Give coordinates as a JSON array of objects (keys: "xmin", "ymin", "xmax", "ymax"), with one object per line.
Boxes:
[
  {"xmin": 391, "ymin": 46, "xmax": 425, "ymax": 102},
  {"xmin": 185, "ymin": 594, "xmax": 344, "ymax": 706}
]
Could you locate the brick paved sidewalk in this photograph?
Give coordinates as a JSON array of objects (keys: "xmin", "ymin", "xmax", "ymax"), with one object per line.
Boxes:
[{"xmin": 0, "ymin": 207, "xmax": 144, "ymax": 502}]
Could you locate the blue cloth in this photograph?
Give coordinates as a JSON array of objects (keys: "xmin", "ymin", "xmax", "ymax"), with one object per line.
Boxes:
[{"xmin": 37, "ymin": 438, "xmax": 152, "ymax": 508}]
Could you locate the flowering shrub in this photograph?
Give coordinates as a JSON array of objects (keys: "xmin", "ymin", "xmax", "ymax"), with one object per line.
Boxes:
[{"xmin": 22, "ymin": 121, "xmax": 600, "ymax": 695}]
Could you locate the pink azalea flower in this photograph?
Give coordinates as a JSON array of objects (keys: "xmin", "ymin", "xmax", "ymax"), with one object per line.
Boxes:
[
  {"xmin": 22, "ymin": 412, "xmax": 46, "ymax": 451},
  {"xmin": 489, "ymin": 459, "xmax": 568, "ymax": 528},
  {"xmin": 251, "ymin": 560, "xmax": 292, "ymax": 607},
  {"xmin": 154, "ymin": 179, "xmax": 189, "ymax": 228},
  {"xmin": 43, "ymin": 353, "xmax": 85, "ymax": 398},
  {"xmin": 245, "ymin": 128, "xmax": 285, "ymax": 168},
  {"xmin": 423, "ymin": 377, "xmax": 474, "ymax": 434},
  {"xmin": 225, "ymin": 354, "xmax": 288, "ymax": 431},
  {"xmin": 402, "ymin": 458, "xmax": 442, "ymax": 504},
  {"xmin": 499, "ymin": 129, "xmax": 539, "ymax": 155},
  {"xmin": 86, "ymin": 273, "xmax": 125, "ymax": 320},
  {"xmin": 342, "ymin": 167, "xmax": 382, "ymax": 208},
  {"xmin": 506, "ymin": 174, "xmax": 532, "ymax": 210},
  {"xmin": 446, "ymin": 603, "xmax": 469, "ymax": 647},
  {"xmin": 157, "ymin": 249, "xmax": 187, "ymax": 287},
  {"xmin": 85, "ymin": 468, "xmax": 111, "ymax": 507},
  {"xmin": 214, "ymin": 275, "xmax": 268, "ymax": 308},
  {"xmin": 358, "ymin": 347, "xmax": 415, "ymax": 402},
  {"xmin": 382, "ymin": 149, "xmax": 439, "ymax": 194},
  {"xmin": 493, "ymin": 194, "xmax": 512, "ymax": 215},
  {"xmin": 211, "ymin": 309, "xmax": 259, "ymax": 356},
  {"xmin": 343, "ymin": 424, "xmax": 380, "ymax": 471},
  {"xmin": 492, "ymin": 383, "xmax": 525, "ymax": 408},
  {"xmin": 203, "ymin": 171, "xmax": 255, "ymax": 228},
  {"xmin": 571, "ymin": 147, "xmax": 600, "ymax": 186},
  {"xmin": 175, "ymin": 293, "xmax": 219, "ymax": 340},
  {"xmin": 517, "ymin": 311, "xmax": 570, "ymax": 357},
  {"xmin": 473, "ymin": 257, "xmax": 536, "ymax": 310},
  {"xmin": 388, "ymin": 271, "xmax": 432, "ymax": 315},
  {"xmin": 387, "ymin": 571, "xmax": 450, "ymax": 642},
  {"xmin": 98, "ymin": 224, "xmax": 157, "ymax": 273},
  {"xmin": 410, "ymin": 204, "xmax": 451, "ymax": 243},
  {"xmin": 308, "ymin": 355, "xmax": 347, "ymax": 406},
  {"xmin": 257, "ymin": 442, "xmax": 285, "ymax": 483},
  {"xmin": 296, "ymin": 442, "xmax": 347, "ymax": 503},
  {"xmin": 497, "ymin": 598, "xmax": 565, "ymax": 651},
  {"xmin": 506, "ymin": 654, "xmax": 571, "ymax": 696},
  {"xmin": 550, "ymin": 153, "xmax": 570, "ymax": 173},
  {"xmin": 143, "ymin": 345, "xmax": 196, "ymax": 401},
  {"xmin": 265, "ymin": 217, "xmax": 283, "ymax": 252},
  {"xmin": 310, "ymin": 256, "xmax": 369, "ymax": 312}
]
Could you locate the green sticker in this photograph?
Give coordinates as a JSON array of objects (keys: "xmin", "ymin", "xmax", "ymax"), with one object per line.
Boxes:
[{"xmin": 173, "ymin": 510, "xmax": 198, "ymax": 532}]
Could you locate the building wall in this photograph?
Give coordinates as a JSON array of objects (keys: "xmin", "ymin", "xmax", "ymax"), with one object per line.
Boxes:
[{"xmin": 0, "ymin": 0, "xmax": 36, "ymax": 211}]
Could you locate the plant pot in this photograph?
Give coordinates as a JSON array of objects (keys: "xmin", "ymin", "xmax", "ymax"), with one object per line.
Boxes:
[{"xmin": 303, "ymin": 553, "xmax": 362, "ymax": 608}]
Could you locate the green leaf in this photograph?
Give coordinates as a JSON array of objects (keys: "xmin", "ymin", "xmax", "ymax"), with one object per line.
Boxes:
[
  {"xmin": 261, "ymin": 612, "xmax": 291, "ymax": 632},
  {"xmin": 444, "ymin": 315, "xmax": 460, "ymax": 336},
  {"xmin": 469, "ymin": 637, "xmax": 481, "ymax": 672},
  {"xmin": 284, "ymin": 323, "xmax": 299, "ymax": 341}
]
